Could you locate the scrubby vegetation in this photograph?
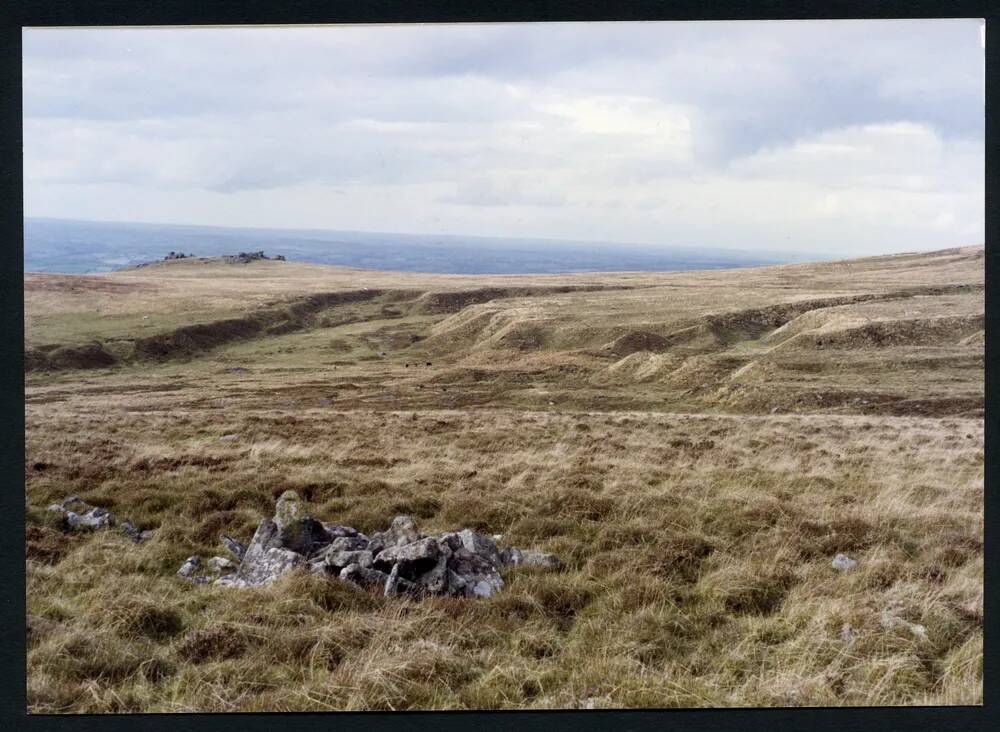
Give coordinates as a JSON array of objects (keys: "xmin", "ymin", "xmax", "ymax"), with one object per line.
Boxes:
[{"xmin": 24, "ymin": 246, "xmax": 983, "ymax": 711}]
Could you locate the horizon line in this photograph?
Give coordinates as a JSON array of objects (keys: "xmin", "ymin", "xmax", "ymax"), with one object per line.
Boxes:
[{"xmin": 24, "ymin": 214, "xmax": 833, "ymax": 260}]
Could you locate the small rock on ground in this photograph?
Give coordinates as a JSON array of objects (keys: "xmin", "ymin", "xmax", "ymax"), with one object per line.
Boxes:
[
  {"xmin": 831, "ymin": 553, "xmax": 858, "ymax": 571},
  {"xmin": 177, "ymin": 556, "xmax": 201, "ymax": 579}
]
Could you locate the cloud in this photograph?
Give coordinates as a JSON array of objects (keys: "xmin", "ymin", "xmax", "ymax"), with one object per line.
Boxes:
[
  {"xmin": 22, "ymin": 20, "xmax": 984, "ymax": 256},
  {"xmin": 728, "ymin": 122, "xmax": 983, "ymax": 192},
  {"xmin": 438, "ymin": 176, "xmax": 568, "ymax": 208}
]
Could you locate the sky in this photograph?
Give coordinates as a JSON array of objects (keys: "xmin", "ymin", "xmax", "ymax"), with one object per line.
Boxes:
[{"xmin": 22, "ymin": 20, "xmax": 985, "ymax": 257}]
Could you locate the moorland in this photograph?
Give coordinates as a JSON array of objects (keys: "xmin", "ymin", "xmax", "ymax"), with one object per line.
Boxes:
[{"xmin": 24, "ymin": 245, "xmax": 983, "ymax": 711}]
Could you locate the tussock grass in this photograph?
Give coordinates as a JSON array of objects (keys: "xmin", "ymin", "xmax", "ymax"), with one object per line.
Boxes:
[
  {"xmin": 25, "ymin": 247, "xmax": 982, "ymax": 710},
  {"xmin": 26, "ymin": 408, "xmax": 982, "ymax": 710}
]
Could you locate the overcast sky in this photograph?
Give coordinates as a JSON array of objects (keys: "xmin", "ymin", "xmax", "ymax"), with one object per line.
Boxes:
[{"xmin": 23, "ymin": 20, "xmax": 984, "ymax": 256}]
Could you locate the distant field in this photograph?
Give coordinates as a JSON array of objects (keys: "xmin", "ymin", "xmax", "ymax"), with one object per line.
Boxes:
[{"xmin": 24, "ymin": 246, "xmax": 983, "ymax": 711}]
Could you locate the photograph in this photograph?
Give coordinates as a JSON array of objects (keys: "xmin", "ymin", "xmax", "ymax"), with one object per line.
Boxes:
[{"xmin": 21, "ymin": 18, "xmax": 984, "ymax": 712}]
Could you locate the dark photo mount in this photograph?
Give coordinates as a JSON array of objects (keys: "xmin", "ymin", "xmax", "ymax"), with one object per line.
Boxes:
[{"xmin": 1, "ymin": 2, "xmax": 994, "ymax": 732}]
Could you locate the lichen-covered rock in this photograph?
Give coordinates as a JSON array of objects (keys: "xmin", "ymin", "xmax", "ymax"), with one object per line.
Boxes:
[
  {"xmin": 177, "ymin": 555, "xmax": 201, "ymax": 578},
  {"xmin": 369, "ymin": 515, "xmax": 421, "ymax": 554},
  {"xmin": 120, "ymin": 521, "xmax": 140, "ymax": 541},
  {"xmin": 383, "ymin": 562, "xmax": 421, "ymax": 597},
  {"xmin": 246, "ymin": 518, "xmax": 282, "ymax": 554},
  {"xmin": 272, "ymin": 491, "xmax": 329, "ymax": 554},
  {"xmin": 326, "ymin": 535, "xmax": 370, "ymax": 553},
  {"xmin": 66, "ymin": 507, "xmax": 113, "ymax": 530},
  {"xmin": 307, "ymin": 537, "xmax": 370, "ymax": 572},
  {"xmin": 281, "ymin": 517, "xmax": 329, "ymax": 555},
  {"xmin": 207, "ymin": 556, "xmax": 238, "ymax": 575},
  {"xmin": 499, "ymin": 547, "xmax": 562, "ymax": 570},
  {"xmin": 224, "ymin": 518, "xmax": 305, "ymax": 588},
  {"xmin": 49, "ymin": 497, "xmax": 115, "ymax": 531},
  {"xmin": 230, "ymin": 547, "xmax": 304, "ymax": 588},
  {"xmin": 499, "ymin": 547, "xmax": 524, "ymax": 567},
  {"xmin": 879, "ymin": 610, "xmax": 928, "ymax": 640},
  {"xmin": 446, "ymin": 569, "xmax": 469, "ymax": 596},
  {"xmin": 831, "ymin": 553, "xmax": 858, "ymax": 571},
  {"xmin": 436, "ymin": 532, "xmax": 463, "ymax": 552},
  {"xmin": 323, "ymin": 523, "xmax": 362, "ymax": 539},
  {"xmin": 519, "ymin": 551, "xmax": 563, "ymax": 570},
  {"xmin": 416, "ymin": 553, "xmax": 450, "ymax": 594},
  {"xmin": 339, "ymin": 563, "xmax": 391, "ymax": 589},
  {"xmin": 373, "ymin": 537, "xmax": 440, "ymax": 574},
  {"xmin": 468, "ymin": 576, "xmax": 503, "ymax": 598},
  {"xmin": 120, "ymin": 521, "xmax": 154, "ymax": 544},
  {"xmin": 274, "ymin": 490, "xmax": 306, "ymax": 531},
  {"xmin": 220, "ymin": 534, "xmax": 246, "ymax": 562},
  {"xmin": 383, "ymin": 563, "xmax": 402, "ymax": 597},
  {"xmin": 458, "ymin": 529, "xmax": 502, "ymax": 567},
  {"xmin": 448, "ymin": 548, "xmax": 504, "ymax": 598},
  {"xmin": 324, "ymin": 549, "xmax": 374, "ymax": 572}
]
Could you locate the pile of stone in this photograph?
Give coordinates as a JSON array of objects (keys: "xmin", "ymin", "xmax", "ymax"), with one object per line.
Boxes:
[
  {"xmin": 179, "ymin": 490, "xmax": 561, "ymax": 598},
  {"xmin": 46, "ymin": 495, "xmax": 155, "ymax": 544}
]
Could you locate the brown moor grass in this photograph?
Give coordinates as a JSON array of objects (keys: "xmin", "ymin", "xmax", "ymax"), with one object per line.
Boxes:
[
  {"xmin": 26, "ymin": 408, "xmax": 982, "ymax": 711},
  {"xmin": 24, "ymin": 247, "xmax": 983, "ymax": 711}
]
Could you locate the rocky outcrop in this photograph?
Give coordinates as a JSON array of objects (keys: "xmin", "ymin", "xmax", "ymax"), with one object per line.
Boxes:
[
  {"xmin": 120, "ymin": 520, "xmax": 156, "ymax": 544},
  {"xmin": 178, "ymin": 491, "xmax": 561, "ymax": 598},
  {"xmin": 224, "ymin": 250, "xmax": 283, "ymax": 264},
  {"xmin": 48, "ymin": 496, "xmax": 113, "ymax": 530},
  {"xmin": 47, "ymin": 496, "xmax": 154, "ymax": 542},
  {"xmin": 272, "ymin": 490, "xmax": 329, "ymax": 554},
  {"xmin": 213, "ymin": 516, "xmax": 306, "ymax": 589},
  {"xmin": 508, "ymin": 549, "xmax": 563, "ymax": 570},
  {"xmin": 177, "ymin": 556, "xmax": 212, "ymax": 584},
  {"xmin": 220, "ymin": 534, "xmax": 246, "ymax": 562},
  {"xmin": 208, "ymin": 556, "xmax": 238, "ymax": 574},
  {"xmin": 339, "ymin": 563, "xmax": 391, "ymax": 589}
]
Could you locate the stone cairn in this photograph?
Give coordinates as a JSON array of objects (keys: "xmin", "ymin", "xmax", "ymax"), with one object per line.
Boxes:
[{"xmin": 178, "ymin": 490, "xmax": 562, "ymax": 598}]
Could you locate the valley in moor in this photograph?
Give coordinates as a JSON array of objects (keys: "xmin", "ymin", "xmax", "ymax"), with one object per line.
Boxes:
[{"xmin": 24, "ymin": 246, "xmax": 984, "ymax": 711}]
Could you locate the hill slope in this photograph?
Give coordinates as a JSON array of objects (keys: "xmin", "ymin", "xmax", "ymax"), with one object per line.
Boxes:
[{"xmin": 26, "ymin": 246, "xmax": 984, "ymax": 417}]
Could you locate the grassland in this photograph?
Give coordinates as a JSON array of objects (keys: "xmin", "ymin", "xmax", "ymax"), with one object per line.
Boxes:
[{"xmin": 24, "ymin": 246, "xmax": 983, "ymax": 711}]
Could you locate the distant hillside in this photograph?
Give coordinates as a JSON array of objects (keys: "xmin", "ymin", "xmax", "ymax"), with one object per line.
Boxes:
[{"xmin": 24, "ymin": 244, "xmax": 983, "ymax": 419}]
